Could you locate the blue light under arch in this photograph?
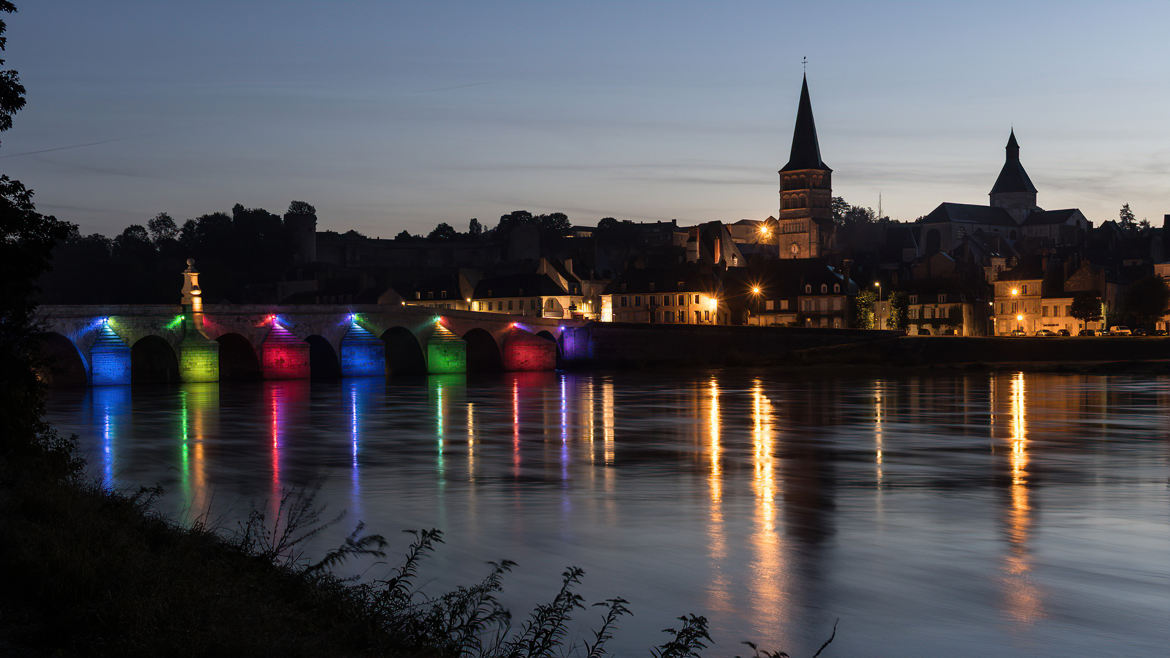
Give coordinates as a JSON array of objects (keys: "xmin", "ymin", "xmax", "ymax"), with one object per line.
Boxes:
[
  {"xmin": 90, "ymin": 323, "xmax": 131, "ymax": 385},
  {"xmin": 340, "ymin": 321, "xmax": 385, "ymax": 377}
]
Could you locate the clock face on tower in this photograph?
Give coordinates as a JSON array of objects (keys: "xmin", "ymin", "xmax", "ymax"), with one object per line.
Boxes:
[{"xmin": 790, "ymin": 242, "xmax": 800, "ymax": 256}]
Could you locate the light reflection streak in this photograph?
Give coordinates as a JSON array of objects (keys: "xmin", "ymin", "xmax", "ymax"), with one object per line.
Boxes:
[
  {"xmin": 269, "ymin": 384, "xmax": 282, "ymax": 522},
  {"xmin": 750, "ymin": 378, "xmax": 785, "ymax": 628},
  {"xmin": 512, "ymin": 378, "xmax": 521, "ymax": 477},
  {"xmin": 602, "ymin": 379, "xmax": 615, "ymax": 465},
  {"xmin": 705, "ymin": 378, "xmax": 730, "ymax": 615},
  {"xmin": 560, "ymin": 374, "xmax": 569, "ymax": 483},
  {"xmin": 350, "ymin": 382, "xmax": 362, "ymax": 523},
  {"xmin": 1004, "ymin": 371, "xmax": 1041, "ymax": 625},
  {"xmin": 466, "ymin": 402, "xmax": 476, "ymax": 481}
]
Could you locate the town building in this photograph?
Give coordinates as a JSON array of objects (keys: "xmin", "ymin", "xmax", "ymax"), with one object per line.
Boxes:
[{"xmin": 601, "ymin": 266, "xmax": 728, "ymax": 325}]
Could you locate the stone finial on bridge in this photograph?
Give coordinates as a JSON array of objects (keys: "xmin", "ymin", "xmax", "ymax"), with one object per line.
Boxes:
[{"xmin": 181, "ymin": 258, "xmax": 204, "ymax": 313}]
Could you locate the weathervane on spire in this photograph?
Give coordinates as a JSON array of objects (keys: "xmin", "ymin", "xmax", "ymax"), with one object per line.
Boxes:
[{"xmin": 802, "ymin": 56, "xmax": 807, "ymax": 74}]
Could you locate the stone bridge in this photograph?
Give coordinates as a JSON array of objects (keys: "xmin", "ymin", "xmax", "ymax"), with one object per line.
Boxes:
[{"xmin": 34, "ymin": 303, "xmax": 576, "ymax": 386}]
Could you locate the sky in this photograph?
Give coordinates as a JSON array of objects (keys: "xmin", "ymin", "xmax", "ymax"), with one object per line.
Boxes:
[{"xmin": 3, "ymin": 0, "xmax": 1169, "ymax": 237}]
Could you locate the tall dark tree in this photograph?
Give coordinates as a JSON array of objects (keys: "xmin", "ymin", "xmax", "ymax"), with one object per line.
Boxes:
[
  {"xmin": 1119, "ymin": 203, "xmax": 1136, "ymax": 230},
  {"xmin": 468, "ymin": 217, "xmax": 482, "ymax": 237},
  {"xmin": 0, "ymin": 0, "xmax": 73, "ymax": 458},
  {"xmin": 147, "ymin": 212, "xmax": 178, "ymax": 244}
]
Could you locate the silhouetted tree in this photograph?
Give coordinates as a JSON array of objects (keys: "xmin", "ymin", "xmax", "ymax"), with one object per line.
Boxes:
[
  {"xmin": 428, "ymin": 222, "xmax": 457, "ymax": 241},
  {"xmin": 1070, "ymin": 292, "xmax": 1102, "ymax": 330},
  {"xmin": 1119, "ymin": 203, "xmax": 1136, "ymax": 230},
  {"xmin": 0, "ymin": 0, "xmax": 74, "ymax": 456},
  {"xmin": 886, "ymin": 291, "xmax": 908, "ymax": 330},
  {"xmin": 468, "ymin": 217, "xmax": 482, "ymax": 237},
  {"xmin": 394, "ymin": 230, "xmax": 413, "ymax": 241},
  {"xmin": 537, "ymin": 212, "xmax": 571, "ymax": 236},
  {"xmin": 1124, "ymin": 276, "xmax": 1169, "ymax": 328},
  {"xmin": 286, "ymin": 200, "xmax": 316, "ymax": 219},
  {"xmin": 147, "ymin": 212, "xmax": 178, "ymax": 244}
]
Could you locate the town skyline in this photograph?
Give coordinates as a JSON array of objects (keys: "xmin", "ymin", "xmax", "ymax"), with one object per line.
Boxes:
[{"xmin": 5, "ymin": 1, "xmax": 1169, "ymax": 236}]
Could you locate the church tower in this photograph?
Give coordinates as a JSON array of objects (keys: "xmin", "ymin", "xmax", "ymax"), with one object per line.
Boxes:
[
  {"xmin": 989, "ymin": 129, "xmax": 1038, "ymax": 224},
  {"xmin": 778, "ymin": 74, "xmax": 833, "ymax": 259}
]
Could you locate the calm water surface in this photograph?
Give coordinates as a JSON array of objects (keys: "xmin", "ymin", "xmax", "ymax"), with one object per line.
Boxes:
[{"xmin": 45, "ymin": 370, "xmax": 1170, "ymax": 656}]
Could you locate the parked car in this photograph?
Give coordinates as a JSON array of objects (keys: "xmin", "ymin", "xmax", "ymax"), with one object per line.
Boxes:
[
  {"xmin": 1098, "ymin": 329, "xmax": 1113, "ymax": 336},
  {"xmin": 1153, "ymin": 329, "xmax": 1167, "ymax": 336},
  {"xmin": 1035, "ymin": 329, "xmax": 1056, "ymax": 337},
  {"xmin": 940, "ymin": 328, "xmax": 957, "ymax": 336},
  {"xmin": 1057, "ymin": 329, "xmax": 1071, "ymax": 336},
  {"xmin": 1078, "ymin": 329, "xmax": 1096, "ymax": 336},
  {"xmin": 1109, "ymin": 326, "xmax": 1132, "ymax": 336},
  {"xmin": 1133, "ymin": 328, "xmax": 1149, "ymax": 336},
  {"xmin": 1010, "ymin": 328, "xmax": 1027, "ymax": 336}
]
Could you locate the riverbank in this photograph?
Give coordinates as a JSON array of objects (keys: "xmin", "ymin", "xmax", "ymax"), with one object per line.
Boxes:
[{"xmin": 0, "ymin": 465, "xmax": 412, "ymax": 657}]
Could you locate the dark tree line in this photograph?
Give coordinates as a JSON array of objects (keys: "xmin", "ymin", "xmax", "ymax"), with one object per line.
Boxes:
[{"xmin": 38, "ymin": 202, "xmax": 314, "ymax": 304}]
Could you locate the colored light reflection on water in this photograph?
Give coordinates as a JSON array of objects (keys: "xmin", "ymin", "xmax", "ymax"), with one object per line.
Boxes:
[{"xmin": 45, "ymin": 371, "xmax": 1170, "ymax": 657}]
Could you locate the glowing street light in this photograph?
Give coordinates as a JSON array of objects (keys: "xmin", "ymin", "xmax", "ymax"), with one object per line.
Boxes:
[
  {"xmin": 758, "ymin": 225, "xmax": 771, "ymax": 240},
  {"xmin": 751, "ymin": 286, "xmax": 761, "ymax": 295},
  {"xmin": 1011, "ymin": 288, "xmax": 1020, "ymax": 297}
]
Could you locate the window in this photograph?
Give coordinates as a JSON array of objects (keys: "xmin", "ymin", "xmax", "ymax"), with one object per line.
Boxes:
[
  {"xmin": 694, "ymin": 294, "xmax": 700, "ymax": 304},
  {"xmin": 694, "ymin": 310, "xmax": 701, "ymax": 323},
  {"xmin": 426, "ymin": 291, "xmax": 434, "ymax": 299},
  {"xmin": 415, "ymin": 292, "xmax": 421, "ymax": 300},
  {"xmin": 937, "ymin": 293, "xmax": 946, "ymax": 303},
  {"xmin": 678, "ymin": 310, "xmax": 685, "ymax": 322},
  {"xmin": 909, "ymin": 295, "xmax": 918, "ymax": 304},
  {"xmin": 780, "ymin": 299, "xmax": 789, "ymax": 311},
  {"xmin": 441, "ymin": 290, "xmax": 447, "ymax": 299},
  {"xmin": 531, "ymin": 299, "xmax": 538, "ymax": 310},
  {"xmin": 1042, "ymin": 306, "xmax": 1048, "ymax": 317},
  {"xmin": 473, "ymin": 302, "xmax": 480, "ymax": 311},
  {"xmin": 765, "ymin": 300, "xmax": 774, "ymax": 311},
  {"xmin": 704, "ymin": 311, "xmax": 710, "ymax": 322},
  {"xmin": 834, "ymin": 283, "xmax": 841, "ymax": 293},
  {"xmin": 663, "ymin": 295, "xmax": 670, "ymax": 306},
  {"xmin": 620, "ymin": 296, "xmax": 628, "ymax": 307},
  {"xmin": 634, "ymin": 295, "xmax": 642, "ymax": 306},
  {"xmin": 926, "ymin": 308, "xmax": 933, "ymax": 319},
  {"xmin": 678, "ymin": 294, "xmax": 685, "ymax": 305}
]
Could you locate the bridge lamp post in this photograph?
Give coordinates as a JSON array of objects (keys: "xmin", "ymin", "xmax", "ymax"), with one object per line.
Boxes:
[
  {"xmin": 874, "ymin": 282, "xmax": 882, "ymax": 330},
  {"xmin": 750, "ymin": 286, "xmax": 762, "ymax": 325}
]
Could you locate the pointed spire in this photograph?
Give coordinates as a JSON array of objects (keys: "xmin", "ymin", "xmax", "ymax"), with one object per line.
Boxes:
[
  {"xmin": 781, "ymin": 74, "xmax": 831, "ymax": 172},
  {"xmin": 990, "ymin": 129, "xmax": 1036, "ymax": 195},
  {"xmin": 1005, "ymin": 129, "xmax": 1020, "ymax": 161}
]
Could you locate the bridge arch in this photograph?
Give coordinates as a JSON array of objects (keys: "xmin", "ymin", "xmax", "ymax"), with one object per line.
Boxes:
[
  {"xmin": 131, "ymin": 335, "xmax": 180, "ymax": 384},
  {"xmin": 383, "ymin": 326, "xmax": 426, "ymax": 376},
  {"xmin": 34, "ymin": 332, "xmax": 88, "ymax": 387},
  {"xmin": 306, "ymin": 335, "xmax": 341, "ymax": 380},
  {"xmin": 216, "ymin": 333, "xmax": 261, "ymax": 381},
  {"xmin": 463, "ymin": 328, "xmax": 503, "ymax": 372}
]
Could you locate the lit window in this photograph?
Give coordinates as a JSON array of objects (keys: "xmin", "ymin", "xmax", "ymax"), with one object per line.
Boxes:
[
  {"xmin": 834, "ymin": 283, "xmax": 840, "ymax": 293},
  {"xmin": 804, "ymin": 284, "xmax": 812, "ymax": 294},
  {"xmin": 820, "ymin": 284, "xmax": 828, "ymax": 294}
]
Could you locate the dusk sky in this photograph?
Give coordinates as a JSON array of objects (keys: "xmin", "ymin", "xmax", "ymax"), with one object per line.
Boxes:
[{"xmin": 5, "ymin": 0, "xmax": 1169, "ymax": 237}]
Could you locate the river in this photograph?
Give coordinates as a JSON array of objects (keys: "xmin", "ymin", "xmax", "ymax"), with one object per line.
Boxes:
[{"xmin": 44, "ymin": 370, "xmax": 1170, "ymax": 656}]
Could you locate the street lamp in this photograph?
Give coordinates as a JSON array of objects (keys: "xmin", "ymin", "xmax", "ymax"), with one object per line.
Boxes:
[
  {"xmin": 1011, "ymin": 288, "xmax": 1021, "ymax": 334},
  {"xmin": 749, "ymin": 286, "xmax": 762, "ymax": 325},
  {"xmin": 874, "ymin": 282, "xmax": 882, "ymax": 330}
]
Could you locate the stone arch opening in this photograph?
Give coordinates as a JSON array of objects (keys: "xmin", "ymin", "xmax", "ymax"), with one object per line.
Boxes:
[
  {"xmin": 131, "ymin": 335, "xmax": 179, "ymax": 384},
  {"xmin": 216, "ymin": 333, "xmax": 261, "ymax": 381},
  {"xmin": 537, "ymin": 330, "xmax": 562, "ymax": 368},
  {"xmin": 463, "ymin": 328, "xmax": 502, "ymax": 372},
  {"xmin": 33, "ymin": 332, "xmax": 87, "ymax": 387},
  {"xmin": 306, "ymin": 335, "xmax": 341, "ymax": 380},
  {"xmin": 382, "ymin": 327, "xmax": 426, "ymax": 376}
]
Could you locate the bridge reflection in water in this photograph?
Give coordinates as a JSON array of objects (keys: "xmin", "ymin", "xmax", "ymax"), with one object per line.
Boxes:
[{"xmin": 49, "ymin": 370, "xmax": 1170, "ymax": 657}]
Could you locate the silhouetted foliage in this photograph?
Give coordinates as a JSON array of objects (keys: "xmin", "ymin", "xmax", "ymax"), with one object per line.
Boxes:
[
  {"xmin": 1070, "ymin": 291, "xmax": 1102, "ymax": 328},
  {"xmin": 1123, "ymin": 276, "xmax": 1169, "ymax": 327},
  {"xmin": 428, "ymin": 221, "xmax": 457, "ymax": 240},
  {"xmin": 468, "ymin": 217, "xmax": 483, "ymax": 237}
]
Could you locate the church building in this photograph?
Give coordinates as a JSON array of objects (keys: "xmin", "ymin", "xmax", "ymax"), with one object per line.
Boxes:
[
  {"xmin": 778, "ymin": 75, "xmax": 834, "ymax": 259},
  {"xmin": 917, "ymin": 131, "xmax": 1090, "ymax": 254}
]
